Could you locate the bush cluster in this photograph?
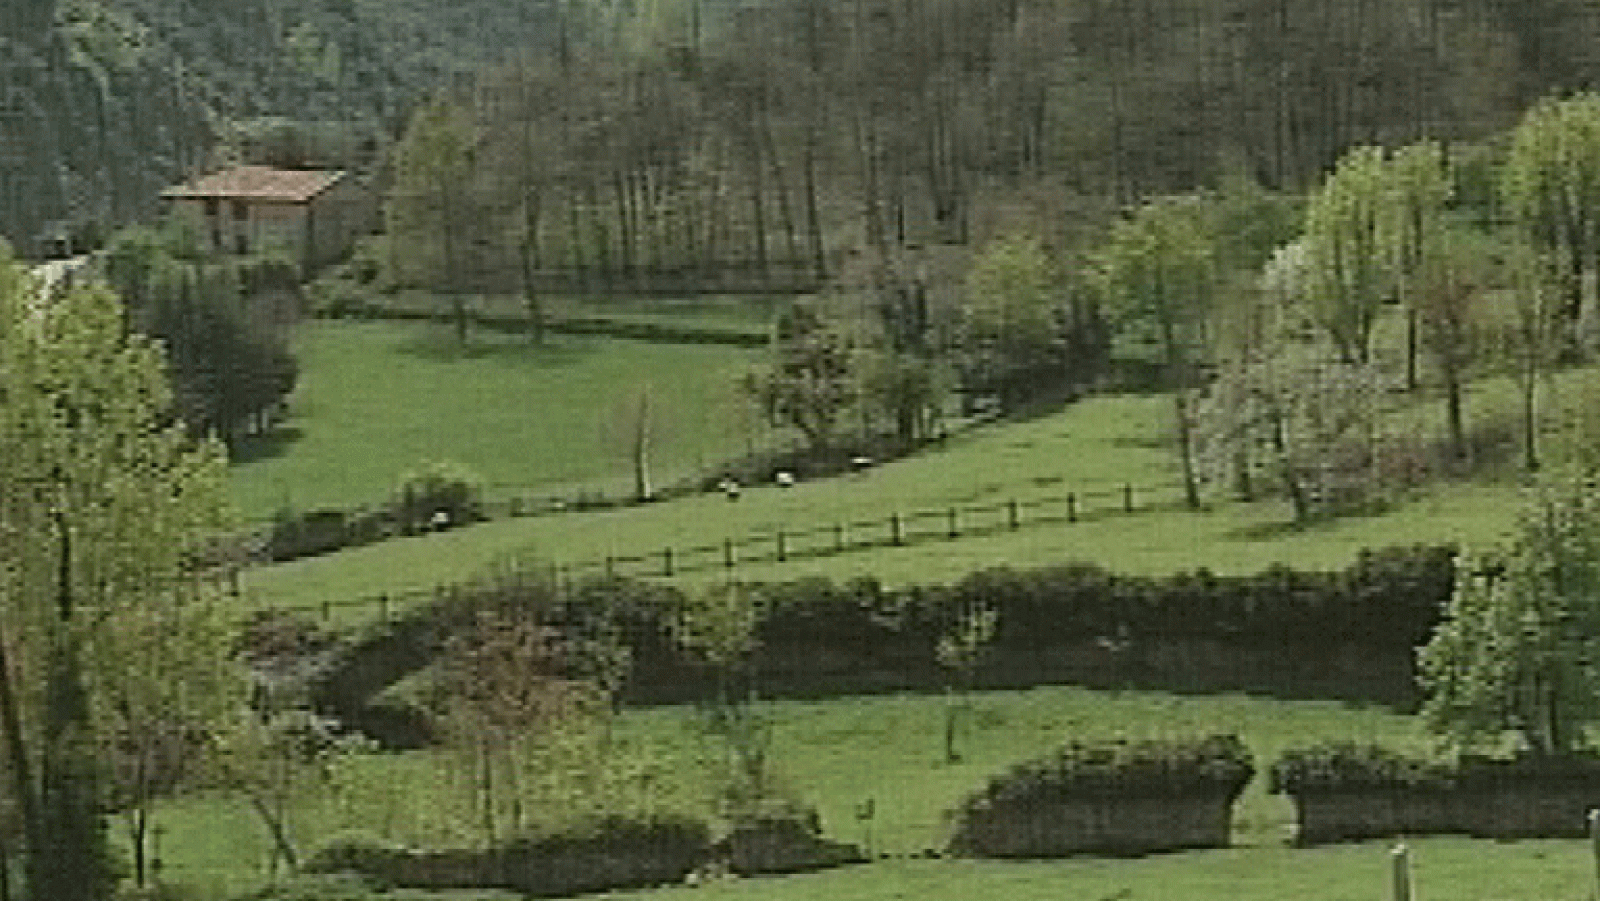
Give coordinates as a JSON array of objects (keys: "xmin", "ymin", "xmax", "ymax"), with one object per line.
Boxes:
[
  {"xmin": 960, "ymin": 735, "xmax": 1255, "ymax": 809},
  {"xmin": 305, "ymin": 814, "xmax": 712, "ymax": 894},
  {"xmin": 1268, "ymin": 742, "xmax": 1453, "ymax": 795},
  {"xmin": 320, "ymin": 545, "xmax": 1457, "ymax": 722},
  {"xmin": 266, "ymin": 464, "xmax": 483, "ymax": 561},
  {"xmin": 1270, "ymin": 743, "xmax": 1600, "ymax": 796}
]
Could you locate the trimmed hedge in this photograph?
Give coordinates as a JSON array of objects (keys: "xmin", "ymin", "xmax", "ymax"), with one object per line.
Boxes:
[
  {"xmin": 1271, "ymin": 744, "xmax": 1600, "ymax": 843},
  {"xmin": 1269, "ymin": 742, "xmax": 1453, "ymax": 795},
  {"xmin": 948, "ymin": 735, "xmax": 1254, "ymax": 857},
  {"xmin": 305, "ymin": 814, "xmax": 711, "ymax": 896},
  {"xmin": 311, "ymin": 545, "xmax": 1457, "ymax": 747}
]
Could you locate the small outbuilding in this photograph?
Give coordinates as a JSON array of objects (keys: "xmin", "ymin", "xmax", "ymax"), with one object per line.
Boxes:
[{"xmin": 161, "ymin": 165, "xmax": 369, "ymax": 274}]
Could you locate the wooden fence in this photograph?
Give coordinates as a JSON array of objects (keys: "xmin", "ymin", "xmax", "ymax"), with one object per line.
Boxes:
[{"xmin": 262, "ymin": 478, "xmax": 1190, "ymax": 626}]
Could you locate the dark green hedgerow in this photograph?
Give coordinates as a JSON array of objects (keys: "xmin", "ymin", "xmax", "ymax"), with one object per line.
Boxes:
[
  {"xmin": 960, "ymin": 735, "xmax": 1256, "ymax": 807},
  {"xmin": 1268, "ymin": 742, "xmax": 1454, "ymax": 795}
]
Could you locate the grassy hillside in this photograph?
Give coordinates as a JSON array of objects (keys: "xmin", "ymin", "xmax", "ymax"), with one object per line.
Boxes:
[
  {"xmin": 228, "ymin": 320, "xmax": 769, "ymax": 519},
  {"xmin": 238, "ymin": 357, "xmax": 1600, "ymax": 623},
  {"xmin": 147, "ymin": 687, "xmax": 1595, "ymax": 901}
]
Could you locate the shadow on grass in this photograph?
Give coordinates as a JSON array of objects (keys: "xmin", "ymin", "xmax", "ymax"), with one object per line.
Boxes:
[
  {"xmin": 230, "ymin": 426, "xmax": 303, "ymax": 466},
  {"xmin": 396, "ymin": 326, "xmax": 597, "ymax": 368},
  {"xmin": 1218, "ymin": 494, "xmax": 1420, "ymax": 544}
]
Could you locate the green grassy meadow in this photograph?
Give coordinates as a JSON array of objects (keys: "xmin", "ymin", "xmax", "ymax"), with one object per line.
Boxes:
[
  {"xmin": 227, "ymin": 320, "xmax": 769, "ymax": 519},
  {"xmin": 238, "ymin": 359, "xmax": 1600, "ymax": 624},
  {"xmin": 148, "ymin": 686, "xmax": 1598, "ymax": 901},
  {"xmin": 374, "ymin": 290, "xmax": 782, "ymax": 338}
]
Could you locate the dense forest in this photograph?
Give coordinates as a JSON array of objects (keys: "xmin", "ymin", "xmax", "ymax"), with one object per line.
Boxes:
[
  {"xmin": 0, "ymin": 0, "xmax": 604, "ymax": 250},
  {"xmin": 6, "ymin": 0, "xmax": 1600, "ymax": 263},
  {"xmin": 376, "ymin": 0, "xmax": 1600, "ymax": 297}
]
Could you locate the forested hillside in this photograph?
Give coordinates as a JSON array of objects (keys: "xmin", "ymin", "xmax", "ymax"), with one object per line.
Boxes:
[
  {"xmin": 378, "ymin": 0, "xmax": 1600, "ymax": 298},
  {"xmin": 0, "ymin": 0, "xmax": 588, "ymax": 252},
  {"xmin": 6, "ymin": 0, "xmax": 1600, "ymax": 265}
]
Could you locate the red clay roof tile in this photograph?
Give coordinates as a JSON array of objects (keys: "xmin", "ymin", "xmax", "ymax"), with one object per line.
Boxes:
[{"xmin": 161, "ymin": 166, "xmax": 344, "ymax": 203}]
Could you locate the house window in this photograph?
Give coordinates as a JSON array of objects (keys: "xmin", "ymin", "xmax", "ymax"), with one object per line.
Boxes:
[
  {"xmin": 233, "ymin": 200, "xmax": 248, "ymax": 221},
  {"xmin": 236, "ymin": 234, "xmax": 249, "ymax": 254},
  {"xmin": 203, "ymin": 197, "xmax": 218, "ymax": 217}
]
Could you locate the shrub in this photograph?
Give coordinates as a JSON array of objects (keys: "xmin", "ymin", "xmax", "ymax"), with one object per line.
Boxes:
[
  {"xmin": 394, "ymin": 461, "xmax": 484, "ymax": 535},
  {"xmin": 266, "ymin": 506, "xmax": 355, "ymax": 561},
  {"xmin": 1268, "ymin": 742, "xmax": 1453, "ymax": 795},
  {"xmin": 948, "ymin": 734, "xmax": 1254, "ymax": 857},
  {"xmin": 962, "ymin": 734, "xmax": 1255, "ymax": 807},
  {"xmin": 237, "ymin": 873, "xmax": 383, "ymax": 901},
  {"xmin": 302, "ymin": 830, "xmax": 407, "ymax": 876}
]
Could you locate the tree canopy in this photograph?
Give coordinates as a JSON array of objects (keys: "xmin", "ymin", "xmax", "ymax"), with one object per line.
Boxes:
[
  {"xmin": 1419, "ymin": 475, "xmax": 1600, "ymax": 755},
  {"xmin": 0, "ymin": 239, "xmax": 233, "ymax": 899}
]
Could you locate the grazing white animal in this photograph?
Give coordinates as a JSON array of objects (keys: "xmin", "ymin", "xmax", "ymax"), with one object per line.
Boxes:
[{"xmin": 775, "ymin": 470, "xmax": 796, "ymax": 487}]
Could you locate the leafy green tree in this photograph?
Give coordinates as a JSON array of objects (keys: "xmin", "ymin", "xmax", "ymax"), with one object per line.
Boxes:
[
  {"xmin": 1303, "ymin": 145, "xmax": 1390, "ymax": 366},
  {"xmin": 1381, "ymin": 140, "xmax": 1454, "ymax": 391},
  {"xmin": 103, "ymin": 225, "xmax": 299, "ymax": 449},
  {"xmin": 1501, "ymin": 92, "xmax": 1600, "ymax": 347},
  {"xmin": 1418, "ymin": 475, "xmax": 1600, "ymax": 755},
  {"xmin": 434, "ymin": 603, "xmax": 605, "ymax": 847},
  {"xmin": 1491, "ymin": 239, "xmax": 1568, "ymax": 473},
  {"xmin": 0, "ymin": 240, "xmax": 231, "ymax": 901},
  {"xmin": 935, "ymin": 602, "xmax": 997, "ymax": 765},
  {"xmin": 744, "ymin": 300, "xmax": 856, "ymax": 453},
  {"xmin": 89, "ymin": 593, "xmax": 247, "ymax": 888},
  {"xmin": 673, "ymin": 582, "xmax": 773, "ymax": 817},
  {"xmin": 955, "ymin": 235, "xmax": 1068, "ymax": 415},
  {"xmin": 1197, "ymin": 241, "xmax": 1394, "ymax": 523},
  {"xmin": 387, "ymin": 96, "xmax": 480, "ymax": 344},
  {"xmin": 1414, "ymin": 226, "xmax": 1491, "ymax": 468},
  {"xmin": 1096, "ymin": 198, "xmax": 1218, "ymax": 509}
]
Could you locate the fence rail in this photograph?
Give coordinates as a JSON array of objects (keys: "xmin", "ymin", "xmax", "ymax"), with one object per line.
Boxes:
[{"xmin": 260, "ymin": 477, "xmax": 1192, "ymax": 627}]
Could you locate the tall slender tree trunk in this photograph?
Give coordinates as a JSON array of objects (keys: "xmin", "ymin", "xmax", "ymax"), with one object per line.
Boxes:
[
  {"xmin": 747, "ymin": 126, "xmax": 768, "ymax": 280},
  {"xmin": 0, "ymin": 626, "xmax": 38, "ymax": 889},
  {"xmin": 520, "ymin": 189, "xmax": 544, "ymax": 344},
  {"xmin": 803, "ymin": 124, "xmax": 826, "ymax": 280},
  {"xmin": 1444, "ymin": 369, "xmax": 1466, "ymax": 468},
  {"xmin": 1163, "ymin": 318, "xmax": 1201, "ymax": 509},
  {"xmin": 1521, "ymin": 357, "xmax": 1540, "ymax": 473},
  {"xmin": 760, "ymin": 116, "xmax": 800, "ymax": 277},
  {"xmin": 633, "ymin": 389, "xmax": 652, "ymax": 501},
  {"xmin": 1271, "ymin": 409, "xmax": 1311, "ymax": 522},
  {"xmin": 1405, "ymin": 305, "xmax": 1419, "ymax": 392},
  {"xmin": 613, "ymin": 170, "xmax": 634, "ymax": 281}
]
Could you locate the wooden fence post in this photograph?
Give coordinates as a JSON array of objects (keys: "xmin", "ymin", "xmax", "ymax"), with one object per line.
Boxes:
[
  {"xmin": 890, "ymin": 513, "xmax": 903, "ymax": 546},
  {"xmin": 1589, "ymin": 808, "xmax": 1600, "ymax": 900},
  {"xmin": 663, "ymin": 547, "xmax": 674, "ymax": 577},
  {"xmin": 1007, "ymin": 499, "xmax": 1019, "ymax": 530},
  {"xmin": 777, "ymin": 530, "xmax": 787, "ymax": 562},
  {"xmin": 947, "ymin": 507, "xmax": 958, "ymax": 538},
  {"xmin": 1123, "ymin": 482, "xmax": 1134, "ymax": 512},
  {"xmin": 833, "ymin": 524, "xmax": 844, "ymax": 553},
  {"xmin": 378, "ymin": 593, "xmax": 389, "ymax": 622},
  {"xmin": 1067, "ymin": 493, "xmax": 1077, "ymax": 523},
  {"xmin": 606, "ymin": 555, "xmax": 615, "ymax": 578},
  {"xmin": 724, "ymin": 538, "xmax": 736, "ymax": 569},
  {"xmin": 321, "ymin": 600, "xmax": 330, "ymax": 623},
  {"xmin": 1390, "ymin": 843, "xmax": 1411, "ymax": 901}
]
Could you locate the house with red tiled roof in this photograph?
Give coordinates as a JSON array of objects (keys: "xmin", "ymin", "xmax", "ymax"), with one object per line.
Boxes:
[{"xmin": 161, "ymin": 165, "xmax": 371, "ymax": 273}]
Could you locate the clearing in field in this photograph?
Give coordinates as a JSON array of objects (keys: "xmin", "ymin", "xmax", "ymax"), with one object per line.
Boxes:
[
  {"xmin": 228, "ymin": 319, "xmax": 769, "ymax": 519},
  {"xmin": 238, "ymin": 356, "xmax": 1600, "ymax": 622}
]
